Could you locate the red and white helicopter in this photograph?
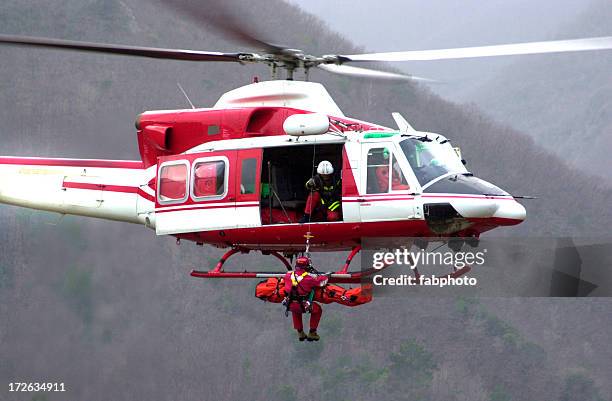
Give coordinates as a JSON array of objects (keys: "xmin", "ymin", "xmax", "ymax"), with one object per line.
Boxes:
[{"xmin": 0, "ymin": 5, "xmax": 611, "ymax": 290}]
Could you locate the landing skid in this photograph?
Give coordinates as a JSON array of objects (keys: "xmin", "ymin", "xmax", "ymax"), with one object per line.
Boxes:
[
  {"xmin": 190, "ymin": 246, "xmax": 367, "ymax": 284},
  {"xmin": 190, "ymin": 245, "xmax": 471, "ymax": 284}
]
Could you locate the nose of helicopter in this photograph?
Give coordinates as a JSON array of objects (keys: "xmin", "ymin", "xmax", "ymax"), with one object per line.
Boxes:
[
  {"xmin": 447, "ymin": 196, "xmax": 526, "ymax": 226},
  {"xmin": 491, "ymin": 198, "xmax": 526, "ymax": 225},
  {"xmin": 423, "ymin": 175, "xmax": 527, "ymax": 227}
]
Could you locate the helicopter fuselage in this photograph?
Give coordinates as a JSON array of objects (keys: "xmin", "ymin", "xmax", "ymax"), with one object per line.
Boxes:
[{"xmin": 0, "ymin": 81, "xmax": 525, "ymax": 252}]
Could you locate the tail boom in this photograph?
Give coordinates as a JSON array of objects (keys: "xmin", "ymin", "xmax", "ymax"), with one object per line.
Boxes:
[{"xmin": 0, "ymin": 157, "xmax": 154, "ymax": 224}]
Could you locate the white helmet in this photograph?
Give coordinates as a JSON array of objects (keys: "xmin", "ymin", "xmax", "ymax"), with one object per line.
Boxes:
[{"xmin": 317, "ymin": 160, "xmax": 334, "ymax": 175}]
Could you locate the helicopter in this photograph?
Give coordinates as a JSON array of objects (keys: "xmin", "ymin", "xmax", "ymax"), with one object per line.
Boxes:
[{"xmin": 0, "ymin": 1, "xmax": 611, "ymax": 294}]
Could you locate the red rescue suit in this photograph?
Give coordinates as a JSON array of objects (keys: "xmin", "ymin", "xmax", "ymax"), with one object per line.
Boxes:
[{"xmin": 283, "ymin": 268, "xmax": 328, "ymax": 332}]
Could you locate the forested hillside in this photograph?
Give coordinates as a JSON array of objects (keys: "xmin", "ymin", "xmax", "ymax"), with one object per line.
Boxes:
[
  {"xmin": 467, "ymin": 0, "xmax": 612, "ymax": 181},
  {"xmin": 1, "ymin": 1, "xmax": 610, "ymax": 400}
]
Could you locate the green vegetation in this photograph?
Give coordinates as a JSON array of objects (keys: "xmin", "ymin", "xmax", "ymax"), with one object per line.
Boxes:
[
  {"xmin": 82, "ymin": 0, "xmax": 129, "ymax": 32},
  {"xmin": 459, "ymin": 298, "xmax": 546, "ymax": 361},
  {"xmin": 560, "ymin": 372, "xmax": 606, "ymax": 401},
  {"xmin": 489, "ymin": 384, "xmax": 512, "ymax": 401},
  {"xmin": 273, "ymin": 384, "xmax": 298, "ymax": 401},
  {"xmin": 319, "ymin": 355, "xmax": 388, "ymax": 401},
  {"xmin": 323, "ymin": 314, "xmax": 344, "ymax": 338},
  {"xmin": 480, "ymin": 310, "xmax": 517, "ymax": 338},
  {"xmin": 389, "ymin": 338, "xmax": 437, "ymax": 387},
  {"xmin": 291, "ymin": 339, "xmax": 325, "ymax": 364},
  {"xmin": 455, "ymin": 296, "xmax": 479, "ymax": 315},
  {"xmin": 359, "ymin": 360, "xmax": 388, "ymax": 384},
  {"xmin": 476, "ymin": 307, "xmax": 546, "ymax": 365},
  {"xmin": 61, "ymin": 219, "xmax": 88, "ymax": 251},
  {"xmin": 215, "ymin": 291, "xmax": 237, "ymax": 314},
  {"xmin": 0, "ymin": 264, "xmax": 14, "ymax": 290},
  {"xmin": 60, "ymin": 265, "xmax": 94, "ymax": 325},
  {"xmin": 98, "ymin": 79, "xmax": 113, "ymax": 91},
  {"xmin": 321, "ymin": 355, "xmax": 356, "ymax": 394},
  {"xmin": 288, "ymin": 337, "xmax": 438, "ymax": 400},
  {"xmin": 101, "ymin": 327, "xmax": 113, "ymax": 344},
  {"xmin": 242, "ymin": 356, "xmax": 252, "ymax": 383}
]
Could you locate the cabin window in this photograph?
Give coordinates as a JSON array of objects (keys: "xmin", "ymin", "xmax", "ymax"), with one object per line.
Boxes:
[
  {"xmin": 366, "ymin": 147, "xmax": 391, "ymax": 194},
  {"xmin": 240, "ymin": 158, "xmax": 257, "ymax": 194},
  {"xmin": 192, "ymin": 159, "xmax": 227, "ymax": 199},
  {"xmin": 158, "ymin": 162, "xmax": 189, "ymax": 203},
  {"xmin": 391, "ymin": 157, "xmax": 410, "ymax": 191}
]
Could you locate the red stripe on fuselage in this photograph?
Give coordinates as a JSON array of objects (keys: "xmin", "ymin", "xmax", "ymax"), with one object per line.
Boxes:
[
  {"xmin": 136, "ymin": 188, "xmax": 155, "ymax": 203},
  {"xmin": 0, "ymin": 157, "xmax": 144, "ymax": 169},
  {"xmin": 62, "ymin": 181, "xmax": 155, "ymax": 202},
  {"xmin": 155, "ymin": 202, "xmax": 259, "ymax": 213}
]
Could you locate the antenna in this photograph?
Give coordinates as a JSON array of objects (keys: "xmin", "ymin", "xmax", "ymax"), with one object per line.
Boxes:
[{"xmin": 176, "ymin": 82, "xmax": 195, "ymax": 109}]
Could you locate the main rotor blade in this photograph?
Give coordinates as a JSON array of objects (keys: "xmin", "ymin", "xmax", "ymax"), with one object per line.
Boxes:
[
  {"xmin": 0, "ymin": 34, "xmax": 243, "ymax": 62},
  {"xmin": 318, "ymin": 64, "xmax": 435, "ymax": 82},
  {"xmin": 160, "ymin": 0, "xmax": 286, "ymax": 54},
  {"xmin": 342, "ymin": 36, "xmax": 612, "ymax": 62}
]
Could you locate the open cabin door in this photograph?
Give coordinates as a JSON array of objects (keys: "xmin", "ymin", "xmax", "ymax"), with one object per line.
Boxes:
[{"xmin": 155, "ymin": 151, "xmax": 237, "ymax": 235}]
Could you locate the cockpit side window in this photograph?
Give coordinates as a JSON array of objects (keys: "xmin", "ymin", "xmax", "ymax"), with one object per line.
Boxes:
[{"xmin": 400, "ymin": 138, "xmax": 467, "ymax": 186}]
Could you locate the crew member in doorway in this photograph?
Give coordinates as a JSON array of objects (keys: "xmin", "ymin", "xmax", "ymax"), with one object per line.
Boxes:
[{"xmin": 299, "ymin": 160, "xmax": 342, "ymax": 223}]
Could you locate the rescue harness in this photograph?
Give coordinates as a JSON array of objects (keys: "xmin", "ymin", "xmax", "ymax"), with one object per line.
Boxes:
[
  {"xmin": 283, "ymin": 271, "xmax": 315, "ymax": 316},
  {"xmin": 309, "ymin": 175, "xmax": 342, "ymax": 212}
]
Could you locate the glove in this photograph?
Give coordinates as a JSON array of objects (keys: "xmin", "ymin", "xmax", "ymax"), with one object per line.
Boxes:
[{"xmin": 305, "ymin": 178, "xmax": 317, "ymax": 190}]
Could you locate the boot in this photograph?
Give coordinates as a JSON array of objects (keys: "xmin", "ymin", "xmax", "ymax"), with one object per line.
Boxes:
[
  {"xmin": 297, "ymin": 330, "xmax": 307, "ymax": 341},
  {"xmin": 307, "ymin": 330, "xmax": 320, "ymax": 342}
]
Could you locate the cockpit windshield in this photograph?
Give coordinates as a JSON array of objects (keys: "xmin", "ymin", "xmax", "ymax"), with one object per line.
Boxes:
[{"xmin": 399, "ymin": 136, "xmax": 467, "ymax": 186}]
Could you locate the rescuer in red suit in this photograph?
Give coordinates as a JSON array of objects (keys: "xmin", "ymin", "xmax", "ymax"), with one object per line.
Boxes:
[{"xmin": 283, "ymin": 256, "xmax": 329, "ymax": 341}]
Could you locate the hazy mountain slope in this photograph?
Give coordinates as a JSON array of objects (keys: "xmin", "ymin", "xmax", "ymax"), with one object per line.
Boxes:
[
  {"xmin": 0, "ymin": 1, "xmax": 611, "ymax": 401},
  {"xmin": 465, "ymin": 0, "xmax": 612, "ymax": 181}
]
